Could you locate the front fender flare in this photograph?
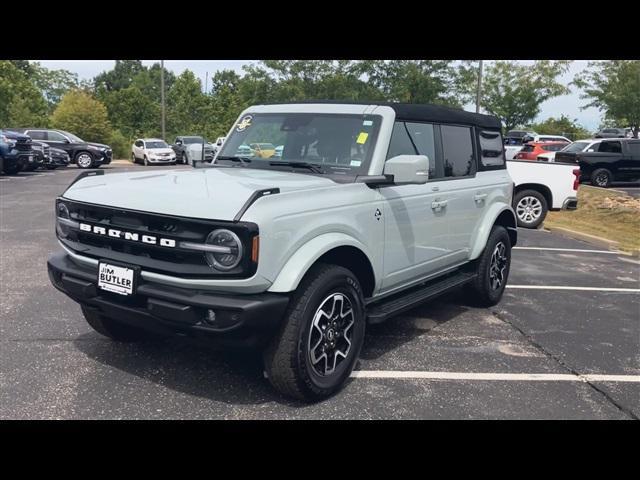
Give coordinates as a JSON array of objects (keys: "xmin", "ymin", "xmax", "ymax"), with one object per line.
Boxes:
[
  {"xmin": 469, "ymin": 203, "xmax": 517, "ymax": 260},
  {"xmin": 268, "ymin": 233, "xmax": 372, "ymax": 293}
]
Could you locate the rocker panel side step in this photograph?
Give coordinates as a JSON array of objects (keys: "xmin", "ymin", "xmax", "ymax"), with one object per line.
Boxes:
[{"xmin": 366, "ymin": 271, "xmax": 476, "ymax": 324}]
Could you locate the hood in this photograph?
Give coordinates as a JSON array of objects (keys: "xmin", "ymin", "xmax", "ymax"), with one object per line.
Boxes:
[
  {"xmin": 84, "ymin": 142, "xmax": 110, "ymax": 149},
  {"xmin": 1, "ymin": 130, "xmax": 30, "ymax": 142},
  {"xmin": 146, "ymin": 147, "xmax": 175, "ymax": 155},
  {"xmin": 63, "ymin": 167, "xmax": 338, "ymax": 221}
]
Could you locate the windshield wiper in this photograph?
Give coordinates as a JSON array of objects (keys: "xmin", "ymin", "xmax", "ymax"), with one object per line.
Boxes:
[
  {"xmin": 269, "ymin": 161, "xmax": 325, "ymax": 174},
  {"xmin": 216, "ymin": 155, "xmax": 252, "ymax": 166}
]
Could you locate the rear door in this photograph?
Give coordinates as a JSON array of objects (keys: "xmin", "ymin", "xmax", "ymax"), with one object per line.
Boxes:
[{"xmin": 437, "ymin": 124, "xmax": 485, "ymax": 260}]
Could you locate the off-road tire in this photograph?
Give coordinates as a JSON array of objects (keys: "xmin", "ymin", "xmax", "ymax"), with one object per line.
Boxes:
[
  {"xmin": 81, "ymin": 305, "xmax": 152, "ymax": 342},
  {"xmin": 468, "ymin": 225, "xmax": 512, "ymax": 307},
  {"xmin": 263, "ymin": 264, "xmax": 366, "ymax": 402}
]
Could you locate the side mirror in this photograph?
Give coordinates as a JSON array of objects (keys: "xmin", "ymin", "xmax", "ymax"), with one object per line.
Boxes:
[
  {"xmin": 176, "ymin": 141, "xmax": 182, "ymax": 146},
  {"xmin": 383, "ymin": 155, "xmax": 429, "ymax": 185}
]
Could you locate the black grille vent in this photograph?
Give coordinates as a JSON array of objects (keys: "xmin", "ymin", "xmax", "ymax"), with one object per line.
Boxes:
[{"xmin": 59, "ymin": 200, "xmax": 258, "ymax": 278}]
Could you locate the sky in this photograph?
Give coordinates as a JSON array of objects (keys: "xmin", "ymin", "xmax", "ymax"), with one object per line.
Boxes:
[{"xmin": 34, "ymin": 60, "xmax": 604, "ymax": 131}]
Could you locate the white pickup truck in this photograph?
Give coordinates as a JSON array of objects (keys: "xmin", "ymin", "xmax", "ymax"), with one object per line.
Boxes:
[{"xmin": 507, "ymin": 160, "xmax": 580, "ymax": 228}]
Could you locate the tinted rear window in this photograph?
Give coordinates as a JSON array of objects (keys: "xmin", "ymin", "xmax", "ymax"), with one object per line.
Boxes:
[{"xmin": 441, "ymin": 125, "xmax": 475, "ymax": 177}]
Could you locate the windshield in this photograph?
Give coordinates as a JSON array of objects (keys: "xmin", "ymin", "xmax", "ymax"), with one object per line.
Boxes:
[
  {"xmin": 182, "ymin": 137, "xmax": 204, "ymax": 144},
  {"xmin": 60, "ymin": 130, "xmax": 84, "ymax": 142},
  {"xmin": 145, "ymin": 141, "xmax": 169, "ymax": 149},
  {"xmin": 216, "ymin": 113, "xmax": 382, "ymax": 175},
  {"xmin": 562, "ymin": 142, "xmax": 589, "ymax": 152}
]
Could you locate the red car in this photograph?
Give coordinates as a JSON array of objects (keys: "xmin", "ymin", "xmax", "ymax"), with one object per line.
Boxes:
[{"xmin": 514, "ymin": 141, "xmax": 570, "ymax": 161}]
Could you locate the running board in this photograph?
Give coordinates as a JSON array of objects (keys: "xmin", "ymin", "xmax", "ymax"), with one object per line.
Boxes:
[{"xmin": 366, "ymin": 271, "xmax": 476, "ymax": 324}]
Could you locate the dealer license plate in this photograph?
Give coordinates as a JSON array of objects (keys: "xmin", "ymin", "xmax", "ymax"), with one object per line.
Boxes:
[{"xmin": 98, "ymin": 262, "xmax": 136, "ymax": 296}]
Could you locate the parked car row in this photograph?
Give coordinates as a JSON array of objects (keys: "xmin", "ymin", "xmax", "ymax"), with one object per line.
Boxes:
[{"xmin": 1, "ymin": 127, "xmax": 112, "ymax": 175}]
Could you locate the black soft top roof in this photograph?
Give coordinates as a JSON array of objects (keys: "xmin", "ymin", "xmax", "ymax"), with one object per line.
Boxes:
[{"xmin": 265, "ymin": 100, "xmax": 502, "ymax": 130}]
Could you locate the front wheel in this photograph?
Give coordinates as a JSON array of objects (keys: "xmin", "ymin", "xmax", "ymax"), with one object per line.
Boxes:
[
  {"xmin": 468, "ymin": 225, "xmax": 512, "ymax": 307},
  {"xmin": 263, "ymin": 264, "xmax": 366, "ymax": 402},
  {"xmin": 181, "ymin": 153, "xmax": 187, "ymax": 165},
  {"xmin": 131, "ymin": 152, "xmax": 136, "ymax": 163},
  {"xmin": 75, "ymin": 152, "xmax": 94, "ymax": 169},
  {"xmin": 513, "ymin": 189, "xmax": 548, "ymax": 228},
  {"xmin": 2, "ymin": 162, "xmax": 20, "ymax": 175},
  {"xmin": 144, "ymin": 155, "xmax": 149, "ymax": 166}
]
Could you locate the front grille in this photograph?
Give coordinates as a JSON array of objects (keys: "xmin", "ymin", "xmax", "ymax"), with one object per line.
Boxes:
[
  {"xmin": 58, "ymin": 200, "xmax": 258, "ymax": 278},
  {"xmin": 15, "ymin": 140, "xmax": 32, "ymax": 152}
]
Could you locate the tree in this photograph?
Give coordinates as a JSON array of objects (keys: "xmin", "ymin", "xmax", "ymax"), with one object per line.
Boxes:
[
  {"xmin": 102, "ymin": 86, "xmax": 160, "ymax": 139},
  {"xmin": 94, "ymin": 60, "xmax": 145, "ymax": 94},
  {"xmin": 481, "ymin": 61, "xmax": 572, "ymax": 131},
  {"xmin": 531, "ymin": 115, "xmax": 592, "ymax": 140},
  {"xmin": 355, "ymin": 60, "xmax": 471, "ymax": 106},
  {"xmin": 166, "ymin": 70, "xmax": 210, "ymax": 139},
  {"xmin": 50, "ymin": 90, "xmax": 112, "ymax": 143},
  {"xmin": 0, "ymin": 61, "xmax": 48, "ymax": 127},
  {"xmin": 29, "ymin": 63, "xmax": 79, "ymax": 111},
  {"xmin": 574, "ymin": 60, "xmax": 640, "ymax": 138}
]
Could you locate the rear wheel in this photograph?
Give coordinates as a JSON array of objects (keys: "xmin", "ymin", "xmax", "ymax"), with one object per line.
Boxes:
[
  {"xmin": 513, "ymin": 189, "xmax": 548, "ymax": 228},
  {"xmin": 81, "ymin": 306, "xmax": 154, "ymax": 342},
  {"xmin": 468, "ymin": 225, "xmax": 512, "ymax": 307},
  {"xmin": 263, "ymin": 264, "xmax": 366, "ymax": 402},
  {"xmin": 591, "ymin": 168, "xmax": 612, "ymax": 188},
  {"xmin": 75, "ymin": 151, "xmax": 94, "ymax": 169}
]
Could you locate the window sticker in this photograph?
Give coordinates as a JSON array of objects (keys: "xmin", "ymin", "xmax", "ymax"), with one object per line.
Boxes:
[
  {"xmin": 363, "ymin": 120, "xmax": 373, "ymax": 126},
  {"xmin": 350, "ymin": 160, "xmax": 362, "ymax": 167},
  {"xmin": 236, "ymin": 115, "xmax": 253, "ymax": 132},
  {"xmin": 356, "ymin": 132, "xmax": 369, "ymax": 144}
]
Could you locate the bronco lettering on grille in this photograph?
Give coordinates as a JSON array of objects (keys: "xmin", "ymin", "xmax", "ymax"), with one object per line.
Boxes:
[{"xmin": 79, "ymin": 222, "xmax": 176, "ymax": 247}]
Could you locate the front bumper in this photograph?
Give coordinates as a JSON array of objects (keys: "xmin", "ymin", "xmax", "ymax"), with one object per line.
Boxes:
[
  {"xmin": 47, "ymin": 252, "xmax": 290, "ymax": 344},
  {"xmin": 148, "ymin": 156, "xmax": 176, "ymax": 163}
]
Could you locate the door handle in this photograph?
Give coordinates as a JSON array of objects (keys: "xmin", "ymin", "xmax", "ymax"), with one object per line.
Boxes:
[
  {"xmin": 431, "ymin": 199, "xmax": 448, "ymax": 211},
  {"xmin": 474, "ymin": 193, "xmax": 488, "ymax": 203}
]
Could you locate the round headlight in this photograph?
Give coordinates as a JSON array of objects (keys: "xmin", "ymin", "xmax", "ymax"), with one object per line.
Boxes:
[
  {"xmin": 56, "ymin": 202, "xmax": 71, "ymax": 237},
  {"xmin": 57, "ymin": 202, "xmax": 70, "ymax": 219},
  {"xmin": 204, "ymin": 229, "xmax": 242, "ymax": 271}
]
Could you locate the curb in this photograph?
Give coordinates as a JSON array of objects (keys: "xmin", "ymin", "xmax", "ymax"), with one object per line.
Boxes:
[{"xmin": 544, "ymin": 225, "xmax": 620, "ymax": 251}]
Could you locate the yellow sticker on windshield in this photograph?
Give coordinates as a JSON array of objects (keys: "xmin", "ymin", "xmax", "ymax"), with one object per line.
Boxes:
[{"xmin": 356, "ymin": 132, "xmax": 369, "ymax": 144}]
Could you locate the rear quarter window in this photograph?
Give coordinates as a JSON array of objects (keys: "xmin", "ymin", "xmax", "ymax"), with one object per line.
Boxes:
[{"xmin": 478, "ymin": 130, "xmax": 505, "ymax": 169}]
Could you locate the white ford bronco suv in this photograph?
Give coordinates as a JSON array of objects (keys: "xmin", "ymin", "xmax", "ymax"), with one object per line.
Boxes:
[{"xmin": 47, "ymin": 102, "xmax": 517, "ymax": 401}]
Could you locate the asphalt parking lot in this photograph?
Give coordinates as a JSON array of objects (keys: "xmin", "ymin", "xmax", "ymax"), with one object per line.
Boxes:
[{"xmin": 1, "ymin": 162, "xmax": 638, "ymax": 419}]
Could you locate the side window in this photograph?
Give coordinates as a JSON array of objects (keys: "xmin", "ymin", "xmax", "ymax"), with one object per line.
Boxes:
[
  {"xmin": 27, "ymin": 130, "xmax": 46, "ymax": 140},
  {"xmin": 628, "ymin": 141, "xmax": 640, "ymax": 156},
  {"xmin": 600, "ymin": 141, "xmax": 622, "ymax": 153},
  {"xmin": 441, "ymin": 125, "xmax": 475, "ymax": 177},
  {"xmin": 47, "ymin": 131, "xmax": 66, "ymax": 142},
  {"xmin": 478, "ymin": 130, "xmax": 505, "ymax": 168},
  {"xmin": 405, "ymin": 122, "xmax": 440, "ymax": 179},
  {"xmin": 386, "ymin": 121, "xmax": 417, "ymax": 158}
]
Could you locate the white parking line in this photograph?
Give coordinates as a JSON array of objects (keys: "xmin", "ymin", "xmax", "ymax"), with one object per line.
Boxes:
[
  {"xmin": 506, "ymin": 285, "xmax": 639, "ymax": 293},
  {"xmin": 513, "ymin": 247, "xmax": 625, "ymax": 255},
  {"xmin": 350, "ymin": 371, "xmax": 640, "ymax": 383}
]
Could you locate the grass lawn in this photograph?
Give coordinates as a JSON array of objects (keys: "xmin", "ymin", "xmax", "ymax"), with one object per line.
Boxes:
[{"xmin": 545, "ymin": 185, "xmax": 640, "ymax": 253}]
